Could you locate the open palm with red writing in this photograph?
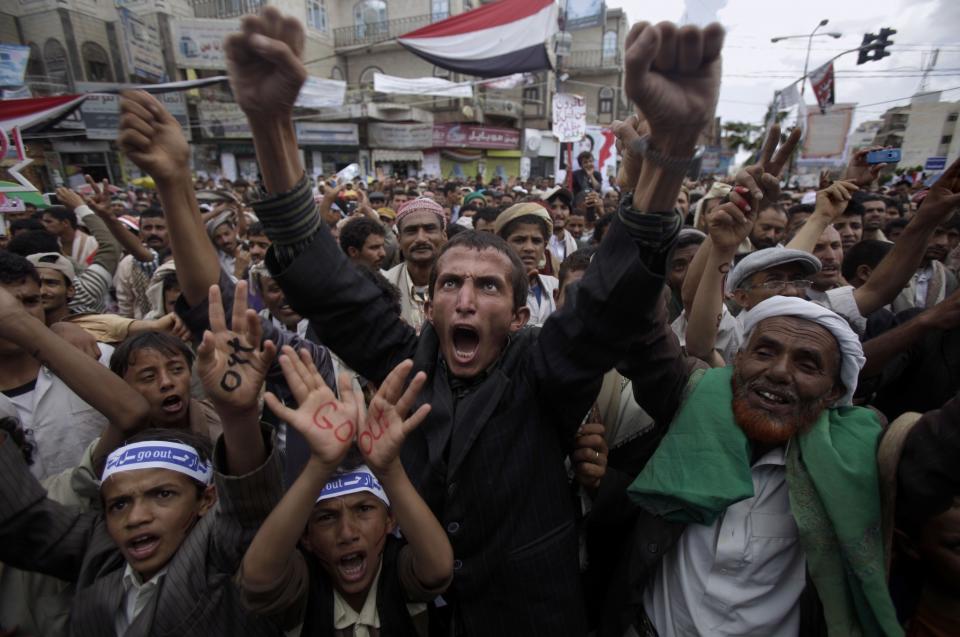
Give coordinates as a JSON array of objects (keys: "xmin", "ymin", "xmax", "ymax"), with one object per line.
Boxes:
[
  {"xmin": 358, "ymin": 360, "xmax": 431, "ymax": 475},
  {"xmin": 264, "ymin": 346, "xmax": 360, "ymax": 468}
]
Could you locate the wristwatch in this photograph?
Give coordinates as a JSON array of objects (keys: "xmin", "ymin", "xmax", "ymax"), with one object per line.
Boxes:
[{"xmin": 630, "ymin": 135, "xmax": 704, "ymax": 176}]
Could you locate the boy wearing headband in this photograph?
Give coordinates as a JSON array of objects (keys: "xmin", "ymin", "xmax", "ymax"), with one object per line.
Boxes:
[
  {"xmin": 239, "ymin": 350, "xmax": 452, "ymax": 635},
  {"xmin": 0, "ymin": 284, "xmax": 285, "ymax": 636}
]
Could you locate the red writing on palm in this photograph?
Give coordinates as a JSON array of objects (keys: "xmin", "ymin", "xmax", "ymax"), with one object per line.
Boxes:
[
  {"xmin": 312, "ymin": 401, "xmax": 354, "ymax": 443},
  {"xmin": 358, "ymin": 405, "xmax": 392, "ymax": 455}
]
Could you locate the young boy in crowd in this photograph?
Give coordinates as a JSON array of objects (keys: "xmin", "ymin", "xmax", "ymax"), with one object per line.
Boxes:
[
  {"xmin": 0, "ymin": 283, "xmax": 284, "ymax": 637},
  {"xmin": 238, "ymin": 350, "xmax": 452, "ymax": 636}
]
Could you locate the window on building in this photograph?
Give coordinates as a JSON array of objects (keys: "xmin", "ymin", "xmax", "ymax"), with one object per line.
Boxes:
[
  {"xmin": 354, "ymin": 0, "xmax": 387, "ymax": 38},
  {"xmin": 599, "ymin": 86, "xmax": 614, "ymax": 114},
  {"xmin": 81, "ymin": 42, "xmax": 112, "ymax": 82},
  {"xmin": 948, "ymin": 112, "xmax": 959, "ymax": 122},
  {"xmin": 43, "ymin": 39, "xmax": 69, "ymax": 86},
  {"xmin": 942, "ymin": 135, "xmax": 954, "ymax": 145},
  {"xmin": 602, "ymin": 31, "xmax": 617, "ymax": 64},
  {"xmin": 432, "ymin": 0, "xmax": 449, "ymax": 20},
  {"xmin": 26, "ymin": 43, "xmax": 44, "ymax": 78},
  {"xmin": 307, "ymin": 0, "xmax": 327, "ymax": 31},
  {"xmin": 330, "ymin": 66, "xmax": 344, "ymax": 81},
  {"xmin": 360, "ymin": 65, "xmax": 383, "ymax": 87},
  {"xmin": 523, "ymin": 85, "xmax": 540, "ymax": 104}
]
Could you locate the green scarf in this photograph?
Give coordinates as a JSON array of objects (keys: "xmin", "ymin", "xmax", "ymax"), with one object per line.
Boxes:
[{"xmin": 627, "ymin": 366, "xmax": 902, "ymax": 637}]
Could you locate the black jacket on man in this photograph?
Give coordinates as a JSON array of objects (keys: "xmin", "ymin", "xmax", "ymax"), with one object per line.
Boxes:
[{"xmin": 258, "ymin": 177, "xmax": 678, "ymax": 636}]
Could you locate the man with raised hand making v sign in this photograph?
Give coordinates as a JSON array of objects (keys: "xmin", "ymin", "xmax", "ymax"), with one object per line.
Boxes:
[{"xmin": 224, "ymin": 9, "xmax": 724, "ymax": 635}]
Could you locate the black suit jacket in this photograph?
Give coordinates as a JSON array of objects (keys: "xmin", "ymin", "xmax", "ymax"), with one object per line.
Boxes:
[{"xmin": 266, "ymin": 213, "xmax": 672, "ymax": 636}]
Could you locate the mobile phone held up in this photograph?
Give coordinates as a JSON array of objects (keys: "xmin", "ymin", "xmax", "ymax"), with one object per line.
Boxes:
[{"xmin": 866, "ymin": 148, "xmax": 901, "ymax": 165}]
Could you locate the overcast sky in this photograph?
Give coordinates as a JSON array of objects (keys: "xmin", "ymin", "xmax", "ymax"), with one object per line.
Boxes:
[{"xmin": 604, "ymin": 0, "xmax": 960, "ymax": 131}]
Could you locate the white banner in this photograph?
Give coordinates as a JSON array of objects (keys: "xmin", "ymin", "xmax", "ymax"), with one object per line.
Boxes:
[
  {"xmin": 295, "ymin": 76, "xmax": 347, "ymax": 108},
  {"xmin": 172, "ymin": 18, "xmax": 240, "ymax": 69},
  {"xmin": 119, "ymin": 9, "xmax": 166, "ymax": 82},
  {"xmin": 294, "ymin": 122, "xmax": 359, "ymax": 145},
  {"xmin": 368, "ymin": 122, "xmax": 434, "ymax": 149},
  {"xmin": 197, "ymin": 100, "xmax": 250, "ymax": 138},
  {"xmin": 373, "ymin": 73, "xmax": 473, "ymax": 98},
  {"xmin": 800, "ymin": 102, "xmax": 854, "ymax": 163},
  {"xmin": 552, "ymin": 93, "xmax": 586, "ymax": 143},
  {"xmin": 76, "ymin": 82, "xmax": 191, "ymax": 141}
]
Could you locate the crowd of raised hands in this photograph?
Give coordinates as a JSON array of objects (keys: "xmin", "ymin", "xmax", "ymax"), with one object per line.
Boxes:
[{"xmin": 0, "ymin": 6, "xmax": 959, "ymax": 637}]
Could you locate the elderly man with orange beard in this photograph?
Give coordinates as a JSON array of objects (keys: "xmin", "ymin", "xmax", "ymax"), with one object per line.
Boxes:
[{"xmin": 597, "ymin": 288, "xmax": 905, "ymax": 637}]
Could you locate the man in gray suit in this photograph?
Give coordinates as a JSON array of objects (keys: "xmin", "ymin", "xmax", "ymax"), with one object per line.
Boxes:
[{"xmin": 0, "ymin": 282, "xmax": 284, "ymax": 637}]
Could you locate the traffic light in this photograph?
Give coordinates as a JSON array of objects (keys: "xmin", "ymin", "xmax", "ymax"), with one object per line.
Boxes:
[
  {"xmin": 857, "ymin": 28, "xmax": 896, "ymax": 64},
  {"xmin": 876, "ymin": 28, "xmax": 896, "ymax": 60},
  {"xmin": 857, "ymin": 33, "xmax": 877, "ymax": 65}
]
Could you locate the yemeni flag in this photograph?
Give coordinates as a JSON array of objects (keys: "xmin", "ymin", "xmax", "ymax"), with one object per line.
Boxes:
[
  {"xmin": 0, "ymin": 94, "xmax": 88, "ymax": 132},
  {"xmin": 398, "ymin": 0, "xmax": 558, "ymax": 78}
]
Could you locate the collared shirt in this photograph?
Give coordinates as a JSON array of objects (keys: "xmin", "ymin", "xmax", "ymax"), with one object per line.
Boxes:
[
  {"xmin": 914, "ymin": 265, "xmax": 934, "ymax": 309},
  {"xmin": 382, "ymin": 263, "xmax": 427, "ymax": 332},
  {"xmin": 115, "ymin": 563, "xmax": 168, "ymax": 636},
  {"xmin": 643, "ymin": 446, "xmax": 806, "ymax": 636},
  {"xmin": 548, "ymin": 231, "xmax": 578, "ymax": 263},
  {"xmin": 1, "ymin": 344, "xmax": 113, "ymax": 480},
  {"xmin": 332, "ymin": 561, "xmax": 382, "ymax": 637},
  {"xmin": 527, "ymin": 273, "xmax": 558, "ymax": 327}
]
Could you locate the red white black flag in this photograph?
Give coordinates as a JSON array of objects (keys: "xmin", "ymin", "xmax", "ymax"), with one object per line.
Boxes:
[
  {"xmin": 398, "ymin": 0, "xmax": 558, "ymax": 78},
  {"xmin": 809, "ymin": 62, "xmax": 835, "ymax": 113}
]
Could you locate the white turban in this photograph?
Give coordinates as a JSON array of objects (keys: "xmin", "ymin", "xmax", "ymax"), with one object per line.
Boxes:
[{"xmin": 739, "ymin": 295, "xmax": 865, "ymax": 406}]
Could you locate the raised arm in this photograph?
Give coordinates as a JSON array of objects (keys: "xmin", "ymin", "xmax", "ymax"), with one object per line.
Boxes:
[
  {"xmin": 685, "ymin": 196, "xmax": 755, "ymax": 365},
  {"xmin": 195, "ymin": 282, "xmax": 276, "ymax": 476},
  {"xmin": 225, "ymin": 8, "xmax": 306, "ymax": 195},
  {"xmin": 860, "ymin": 289, "xmax": 960, "ymax": 378},
  {"xmin": 118, "ymin": 90, "xmax": 221, "ymax": 307},
  {"xmin": 786, "ymin": 180, "xmax": 858, "ymax": 251},
  {"xmin": 0, "ymin": 286, "xmax": 150, "ymax": 469},
  {"xmin": 851, "ymin": 157, "xmax": 960, "ymax": 316},
  {"xmin": 681, "ymin": 125, "xmax": 801, "ymax": 312},
  {"xmin": 55, "ymin": 185, "xmax": 121, "ymax": 277},
  {"xmin": 223, "ymin": 9, "xmax": 417, "ymax": 384},
  {"xmin": 240, "ymin": 346, "xmax": 359, "ymax": 599},
  {"xmin": 356, "ymin": 361, "xmax": 451, "ymax": 589},
  {"xmin": 82, "ymin": 176, "xmax": 154, "ymax": 263},
  {"xmin": 534, "ymin": 21, "xmax": 725, "ymax": 437}
]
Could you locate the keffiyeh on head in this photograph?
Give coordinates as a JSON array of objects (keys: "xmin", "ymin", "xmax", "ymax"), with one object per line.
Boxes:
[
  {"xmin": 740, "ymin": 295, "xmax": 865, "ymax": 406},
  {"xmin": 396, "ymin": 197, "xmax": 445, "ymax": 229}
]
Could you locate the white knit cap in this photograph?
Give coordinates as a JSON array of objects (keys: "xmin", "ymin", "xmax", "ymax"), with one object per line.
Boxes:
[{"xmin": 739, "ymin": 295, "xmax": 865, "ymax": 406}]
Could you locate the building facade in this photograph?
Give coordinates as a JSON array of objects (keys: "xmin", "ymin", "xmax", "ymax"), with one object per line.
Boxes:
[{"xmin": 3, "ymin": 0, "xmax": 634, "ymax": 187}]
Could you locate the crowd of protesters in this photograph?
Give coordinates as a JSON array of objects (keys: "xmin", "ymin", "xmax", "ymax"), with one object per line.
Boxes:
[{"xmin": 0, "ymin": 8, "xmax": 958, "ymax": 637}]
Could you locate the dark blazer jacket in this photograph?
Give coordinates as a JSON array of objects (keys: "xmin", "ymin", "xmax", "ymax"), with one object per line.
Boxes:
[{"xmin": 266, "ymin": 213, "xmax": 674, "ymax": 636}]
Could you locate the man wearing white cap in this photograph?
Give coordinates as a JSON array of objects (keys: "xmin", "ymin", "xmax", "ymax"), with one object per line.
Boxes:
[{"xmin": 605, "ymin": 292, "xmax": 903, "ymax": 636}]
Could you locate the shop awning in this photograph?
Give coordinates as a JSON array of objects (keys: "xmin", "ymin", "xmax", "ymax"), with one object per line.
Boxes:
[{"xmin": 372, "ymin": 149, "xmax": 424, "ymax": 163}]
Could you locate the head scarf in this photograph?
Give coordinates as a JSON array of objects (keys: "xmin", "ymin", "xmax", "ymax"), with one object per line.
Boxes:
[
  {"xmin": 740, "ymin": 295, "xmax": 865, "ymax": 406},
  {"xmin": 395, "ymin": 197, "xmax": 445, "ymax": 229},
  {"xmin": 493, "ymin": 202, "xmax": 553, "ymax": 237}
]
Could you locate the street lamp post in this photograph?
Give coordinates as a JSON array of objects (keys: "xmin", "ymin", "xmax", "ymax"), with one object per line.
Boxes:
[{"xmin": 771, "ymin": 19, "xmax": 842, "ymax": 95}]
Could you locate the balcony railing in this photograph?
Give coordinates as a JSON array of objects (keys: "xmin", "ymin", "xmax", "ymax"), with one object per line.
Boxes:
[
  {"xmin": 190, "ymin": 0, "xmax": 264, "ymax": 19},
  {"xmin": 564, "ymin": 49, "xmax": 622, "ymax": 70},
  {"xmin": 333, "ymin": 14, "xmax": 433, "ymax": 48}
]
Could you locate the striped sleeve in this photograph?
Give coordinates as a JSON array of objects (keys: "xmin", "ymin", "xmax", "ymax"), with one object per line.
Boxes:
[
  {"xmin": 616, "ymin": 204, "xmax": 683, "ymax": 251},
  {"xmin": 209, "ymin": 427, "xmax": 284, "ymax": 571},
  {"xmin": 70, "ymin": 264, "xmax": 113, "ymax": 314},
  {"xmin": 252, "ymin": 175, "xmax": 322, "ymax": 268},
  {"xmin": 0, "ymin": 433, "xmax": 94, "ymax": 581}
]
